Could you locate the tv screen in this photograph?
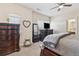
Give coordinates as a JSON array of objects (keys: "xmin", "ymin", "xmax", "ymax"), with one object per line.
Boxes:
[{"xmin": 44, "ymin": 23, "xmax": 50, "ymax": 29}]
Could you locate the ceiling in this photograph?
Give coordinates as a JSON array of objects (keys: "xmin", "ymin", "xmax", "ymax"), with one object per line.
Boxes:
[{"xmin": 20, "ymin": 3, "xmax": 79, "ymax": 17}]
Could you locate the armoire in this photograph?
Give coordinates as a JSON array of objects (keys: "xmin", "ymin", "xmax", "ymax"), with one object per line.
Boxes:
[{"xmin": 0, "ymin": 23, "xmax": 20, "ymax": 55}]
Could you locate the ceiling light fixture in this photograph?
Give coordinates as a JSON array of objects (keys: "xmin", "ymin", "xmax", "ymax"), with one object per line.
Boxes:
[
  {"xmin": 59, "ymin": 5, "xmax": 63, "ymax": 9},
  {"xmin": 57, "ymin": 5, "xmax": 64, "ymax": 11}
]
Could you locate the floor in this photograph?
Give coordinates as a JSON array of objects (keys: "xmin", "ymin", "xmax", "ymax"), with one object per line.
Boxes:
[{"xmin": 8, "ymin": 42, "xmax": 41, "ymax": 56}]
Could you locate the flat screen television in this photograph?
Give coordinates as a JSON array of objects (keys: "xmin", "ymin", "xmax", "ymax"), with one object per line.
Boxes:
[{"xmin": 44, "ymin": 23, "xmax": 50, "ymax": 29}]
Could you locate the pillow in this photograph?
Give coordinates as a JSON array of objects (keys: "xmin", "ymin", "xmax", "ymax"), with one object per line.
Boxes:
[{"xmin": 43, "ymin": 41, "xmax": 55, "ymax": 48}]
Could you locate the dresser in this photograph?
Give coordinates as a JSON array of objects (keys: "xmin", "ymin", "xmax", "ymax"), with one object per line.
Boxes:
[
  {"xmin": 0, "ymin": 23, "xmax": 20, "ymax": 55},
  {"xmin": 40, "ymin": 29, "xmax": 53, "ymax": 41}
]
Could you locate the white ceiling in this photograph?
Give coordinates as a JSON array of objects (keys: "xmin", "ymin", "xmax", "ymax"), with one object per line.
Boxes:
[{"xmin": 20, "ymin": 3, "xmax": 79, "ymax": 17}]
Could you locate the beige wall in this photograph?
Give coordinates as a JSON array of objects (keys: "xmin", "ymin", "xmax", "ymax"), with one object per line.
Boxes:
[
  {"xmin": 32, "ymin": 11, "xmax": 50, "ymax": 29},
  {"xmin": 32, "ymin": 11, "xmax": 50, "ymax": 23},
  {"xmin": 0, "ymin": 3, "xmax": 32, "ymax": 46},
  {"xmin": 50, "ymin": 11, "xmax": 79, "ymax": 34}
]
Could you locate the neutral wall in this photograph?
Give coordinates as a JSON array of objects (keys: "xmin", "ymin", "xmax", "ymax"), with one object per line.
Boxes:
[
  {"xmin": 32, "ymin": 11, "xmax": 50, "ymax": 29},
  {"xmin": 50, "ymin": 11, "xmax": 79, "ymax": 34},
  {"xmin": 50, "ymin": 16, "xmax": 67, "ymax": 33},
  {"xmin": 0, "ymin": 4, "xmax": 32, "ymax": 46}
]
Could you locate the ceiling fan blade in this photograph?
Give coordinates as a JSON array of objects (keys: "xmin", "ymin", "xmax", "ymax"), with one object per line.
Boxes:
[
  {"xmin": 57, "ymin": 3, "xmax": 65, "ymax": 6},
  {"xmin": 64, "ymin": 4, "xmax": 72, "ymax": 7},
  {"xmin": 50, "ymin": 6, "xmax": 59, "ymax": 10},
  {"xmin": 57, "ymin": 8, "xmax": 61, "ymax": 11}
]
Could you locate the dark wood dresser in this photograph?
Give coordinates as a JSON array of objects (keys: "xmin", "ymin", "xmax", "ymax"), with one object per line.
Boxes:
[
  {"xmin": 0, "ymin": 23, "xmax": 20, "ymax": 55},
  {"xmin": 40, "ymin": 29, "xmax": 53, "ymax": 41}
]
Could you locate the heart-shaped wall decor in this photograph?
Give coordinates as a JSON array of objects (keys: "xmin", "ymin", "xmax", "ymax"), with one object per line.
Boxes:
[{"xmin": 23, "ymin": 20, "xmax": 31, "ymax": 28}]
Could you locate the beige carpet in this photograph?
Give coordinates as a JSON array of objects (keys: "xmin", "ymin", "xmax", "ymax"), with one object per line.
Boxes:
[{"xmin": 8, "ymin": 42, "xmax": 41, "ymax": 56}]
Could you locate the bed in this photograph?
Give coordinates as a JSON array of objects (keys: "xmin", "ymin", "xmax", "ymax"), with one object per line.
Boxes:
[{"xmin": 40, "ymin": 32, "xmax": 79, "ymax": 56}]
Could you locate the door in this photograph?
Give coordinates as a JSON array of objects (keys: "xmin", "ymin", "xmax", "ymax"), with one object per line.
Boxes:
[{"xmin": 32, "ymin": 24, "xmax": 39, "ymax": 42}]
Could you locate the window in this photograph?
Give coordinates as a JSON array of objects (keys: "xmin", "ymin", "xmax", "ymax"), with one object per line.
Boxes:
[
  {"xmin": 8, "ymin": 14, "xmax": 20, "ymax": 24},
  {"xmin": 67, "ymin": 19, "xmax": 76, "ymax": 32}
]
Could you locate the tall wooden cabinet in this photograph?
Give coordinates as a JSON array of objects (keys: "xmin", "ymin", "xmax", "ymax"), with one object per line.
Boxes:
[{"xmin": 0, "ymin": 23, "xmax": 20, "ymax": 55}]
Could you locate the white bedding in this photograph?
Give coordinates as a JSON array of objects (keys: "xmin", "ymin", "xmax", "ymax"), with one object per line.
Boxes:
[
  {"xmin": 42, "ymin": 33, "xmax": 79, "ymax": 56},
  {"xmin": 57, "ymin": 34, "xmax": 79, "ymax": 56},
  {"xmin": 43, "ymin": 32, "xmax": 69, "ymax": 46}
]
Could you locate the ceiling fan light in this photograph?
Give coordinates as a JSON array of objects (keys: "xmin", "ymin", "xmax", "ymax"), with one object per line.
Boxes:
[{"xmin": 59, "ymin": 5, "xmax": 63, "ymax": 9}]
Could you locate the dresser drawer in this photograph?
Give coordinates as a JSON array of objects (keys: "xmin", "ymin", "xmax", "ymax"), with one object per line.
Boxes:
[
  {"xmin": 0, "ymin": 35, "xmax": 10, "ymax": 40},
  {"xmin": 0, "ymin": 35, "xmax": 6, "ymax": 40},
  {"xmin": 0, "ymin": 40, "xmax": 11, "ymax": 48},
  {"xmin": 0, "ymin": 47, "xmax": 13, "ymax": 56},
  {"xmin": 0, "ymin": 30, "xmax": 9, "ymax": 35}
]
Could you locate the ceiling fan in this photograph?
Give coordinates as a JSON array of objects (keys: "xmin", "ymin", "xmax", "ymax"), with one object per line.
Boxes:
[{"xmin": 50, "ymin": 3, "xmax": 72, "ymax": 11}]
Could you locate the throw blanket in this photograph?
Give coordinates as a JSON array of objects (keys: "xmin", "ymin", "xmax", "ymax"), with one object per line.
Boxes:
[{"xmin": 43, "ymin": 32, "xmax": 69, "ymax": 48}]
